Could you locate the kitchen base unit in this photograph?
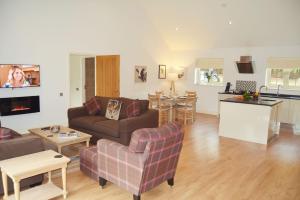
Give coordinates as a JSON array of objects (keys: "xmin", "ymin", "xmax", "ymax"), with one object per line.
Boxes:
[{"xmin": 219, "ymin": 98, "xmax": 282, "ymax": 145}]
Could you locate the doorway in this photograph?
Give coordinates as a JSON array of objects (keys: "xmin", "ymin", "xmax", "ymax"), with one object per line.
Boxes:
[{"xmin": 69, "ymin": 54, "xmax": 95, "ymax": 107}]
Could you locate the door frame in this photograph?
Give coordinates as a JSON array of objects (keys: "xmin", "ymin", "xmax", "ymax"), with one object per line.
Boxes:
[{"xmin": 68, "ymin": 53, "xmax": 95, "ymax": 107}]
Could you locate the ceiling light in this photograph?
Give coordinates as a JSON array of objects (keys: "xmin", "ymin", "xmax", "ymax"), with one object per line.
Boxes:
[
  {"xmin": 228, "ymin": 20, "xmax": 232, "ymax": 25},
  {"xmin": 175, "ymin": 27, "xmax": 179, "ymax": 31}
]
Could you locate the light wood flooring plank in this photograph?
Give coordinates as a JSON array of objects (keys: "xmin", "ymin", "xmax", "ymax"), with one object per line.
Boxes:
[{"xmin": 50, "ymin": 114, "xmax": 300, "ymax": 200}]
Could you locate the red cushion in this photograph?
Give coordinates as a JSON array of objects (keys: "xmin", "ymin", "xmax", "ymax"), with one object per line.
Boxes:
[
  {"xmin": 126, "ymin": 100, "xmax": 141, "ymax": 118},
  {"xmin": 0, "ymin": 128, "xmax": 13, "ymax": 140},
  {"xmin": 84, "ymin": 97, "xmax": 101, "ymax": 115}
]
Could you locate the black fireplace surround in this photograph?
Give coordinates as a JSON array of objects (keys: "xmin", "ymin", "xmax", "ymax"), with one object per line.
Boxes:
[{"xmin": 0, "ymin": 96, "xmax": 40, "ymax": 116}]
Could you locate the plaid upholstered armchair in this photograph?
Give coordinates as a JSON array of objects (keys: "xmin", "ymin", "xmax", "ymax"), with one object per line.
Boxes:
[{"xmin": 97, "ymin": 122, "xmax": 184, "ymax": 200}]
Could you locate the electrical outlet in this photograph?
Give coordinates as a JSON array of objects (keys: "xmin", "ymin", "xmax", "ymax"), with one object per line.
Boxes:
[{"xmin": 59, "ymin": 92, "xmax": 63, "ymax": 96}]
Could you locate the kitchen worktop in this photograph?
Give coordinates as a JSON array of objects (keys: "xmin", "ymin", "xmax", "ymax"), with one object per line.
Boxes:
[
  {"xmin": 218, "ymin": 92, "xmax": 300, "ymax": 100},
  {"xmin": 220, "ymin": 97, "xmax": 283, "ymax": 106}
]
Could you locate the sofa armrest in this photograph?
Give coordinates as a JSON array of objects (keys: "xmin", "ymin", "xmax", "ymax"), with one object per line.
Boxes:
[
  {"xmin": 97, "ymin": 139, "xmax": 145, "ymax": 194},
  {"xmin": 119, "ymin": 109, "xmax": 158, "ymax": 145},
  {"xmin": 0, "ymin": 135, "xmax": 44, "ymax": 160},
  {"xmin": 68, "ymin": 106, "xmax": 88, "ymax": 121}
]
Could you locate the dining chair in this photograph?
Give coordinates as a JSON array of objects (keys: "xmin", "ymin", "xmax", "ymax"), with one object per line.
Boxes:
[
  {"xmin": 185, "ymin": 91, "xmax": 197, "ymax": 97},
  {"xmin": 185, "ymin": 91, "xmax": 197, "ymax": 120},
  {"xmin": 155, "ymin": 90, "xmax": 164, "ymax": 97},
  {"xmin": 175, "ymin": 96, "xmax": 196, "ymax": 125},
  {"xmin": 148, "ymin": 94, "xmax": 172, "ymax": 126}
]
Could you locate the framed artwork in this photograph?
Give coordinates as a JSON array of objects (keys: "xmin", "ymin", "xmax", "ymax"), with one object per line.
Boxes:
[
  {"xmin": 135, "ymin": 65, "xmax": 147, "ymax": 82},
  {"xmin": 158, "ymin": 65, "xmax": 166, "ymax": 79}
]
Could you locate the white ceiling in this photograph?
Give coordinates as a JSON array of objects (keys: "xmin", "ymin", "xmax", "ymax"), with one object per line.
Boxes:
[{"xmin": 138, "ymin": 0, "xmax": 300, "ymax": 51}]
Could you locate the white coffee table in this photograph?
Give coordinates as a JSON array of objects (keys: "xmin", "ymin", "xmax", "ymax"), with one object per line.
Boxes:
[
  {"xmin": 0, "ymin": 150, "xmax": 70, "ymax": 200},
  {"xmin": 29, "ymin": 126, "xmax": 92, "ymax": 154}
]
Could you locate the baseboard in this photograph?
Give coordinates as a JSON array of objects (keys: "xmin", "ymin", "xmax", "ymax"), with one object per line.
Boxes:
[{"xmin": 197, "ymin": 111, "xmax": 218, "ymax": 116}]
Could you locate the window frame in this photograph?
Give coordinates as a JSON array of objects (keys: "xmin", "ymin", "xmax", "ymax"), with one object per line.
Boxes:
[{"xmin": 266, "ymin": 67, "xmax": 300, "ymax": 90}]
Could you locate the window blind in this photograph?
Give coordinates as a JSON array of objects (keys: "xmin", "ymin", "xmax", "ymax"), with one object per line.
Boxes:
[
  {"xmin": 195, "ymin": 58, "xmax": 224, "ymax": 69},
  {"xmin": 267, "ymin": 57, "xmax": 300, "ymax": 69}
]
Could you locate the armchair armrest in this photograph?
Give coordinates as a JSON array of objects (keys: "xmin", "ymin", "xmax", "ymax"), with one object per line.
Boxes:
[
  {"xmin": 119, "ymin": 109, "xmax": 158, "ymax": 145},
  {"xmin": 97, "ymin": 139, "xmax": 145, "ymax": 194},
  {"xmin": 0, "ymin": 135, "xmax": 44, "ymax": 160},
  {"xmin": 68, "ymin": 106, "xmax": 88, "ymax": 121}
]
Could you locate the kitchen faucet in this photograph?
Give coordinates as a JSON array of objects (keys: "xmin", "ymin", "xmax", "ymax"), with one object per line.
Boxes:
[
  {"xmin": 277, "ymin": 85, "xmax": 282, "ymax": 96},
  {"xmin": 258, "ymin": 85, "xmax": 267, "ymax": 101}
]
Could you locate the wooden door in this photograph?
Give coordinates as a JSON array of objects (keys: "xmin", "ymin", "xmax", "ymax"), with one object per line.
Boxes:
[
  {"xmin": 85, "ymin": 57, "xmax": 95, "ymax": 101},
  {"xmin": 96, "ymin": 55, "xmax": 120, "ymax": 97}
]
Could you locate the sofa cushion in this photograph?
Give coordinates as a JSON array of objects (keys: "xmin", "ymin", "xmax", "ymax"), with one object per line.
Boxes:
[
  {"xmin": 0, "ymin": 128, "xmax": 20, "ymax": 141},
  {"xmin": 139, "ymin": 99, "xmax": 149, "ymax": 114},
  {"xmin": 70, "ymin": 116, "xmax": 107, "ymax": 130},
  {"xmin": 126, "ymin": 100, "xmax": 141, "ymax": 118},
  {"xmin": 91, "ymin": 120, "xmax": 120, "ymax": 138},
  {"xmin": 105, "ymin": 99, "xmax": 122, "ymax": 120},
  {"xmin": 84, "ymin": 97, "xmax": 101, "ymax": 115}
]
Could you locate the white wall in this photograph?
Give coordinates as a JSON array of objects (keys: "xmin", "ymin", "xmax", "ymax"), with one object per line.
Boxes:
[
  {"xmin": 0, "ymin": 0, "xmax": 172, "ymax": 133},
  {"xmin": 172, "ymin": 45, "xmax": 300, "ymax": 115},
  {"xmin": 69, "ymin": 54, "xmax": 84, "ymax": 107}
]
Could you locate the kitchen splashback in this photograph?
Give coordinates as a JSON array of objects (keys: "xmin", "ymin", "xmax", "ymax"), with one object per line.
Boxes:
[{"xmin": 236, "ymin": 80, "xmax": 256, "ymax": 92}]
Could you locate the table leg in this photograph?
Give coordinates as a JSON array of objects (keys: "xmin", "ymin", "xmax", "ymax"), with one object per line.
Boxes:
[
  {"xmin": 62, "ymin": 167, "xmax": 67, "ymax": 199},
  {"xmin": 1, "ymin": 171, "xmax": 8, "ymax": 199},
  {"xmin": 48, "ymin": 171, "xmax": 52, "ymax": 183},
  {"xmin": 86, "ymin": 140, "xmax": 90, "ymax": 147},
  {"xmin": 58, "ymin": 146, "xmax": 62, "ymax": 154},
  {"xmin": 13, "ymin": 181, "xmax": 20, "ymax": 200}
]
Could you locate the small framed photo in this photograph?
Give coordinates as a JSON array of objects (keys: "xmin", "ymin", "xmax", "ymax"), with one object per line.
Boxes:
[{"xmin": 158, "ymin": 65, "xmax": 166, "ymax": 79}]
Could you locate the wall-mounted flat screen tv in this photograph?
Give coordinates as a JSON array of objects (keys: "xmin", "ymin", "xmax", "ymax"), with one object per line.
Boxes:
[{"xmin": 0, "ymin": 64, "xmax": 40, "ymax": 88}]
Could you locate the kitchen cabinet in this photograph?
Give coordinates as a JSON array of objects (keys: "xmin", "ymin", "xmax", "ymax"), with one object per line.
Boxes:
[
  {"xmin": 218, "ymin": 94, "xmax": 296, "ymax": 124},
  {"xmin": 218, "ymin": 93, "xmax": 300, "ymax": 134},
  {"xmin": 290, "ymin": 100, "xmax": 300, "ymax": 135}
]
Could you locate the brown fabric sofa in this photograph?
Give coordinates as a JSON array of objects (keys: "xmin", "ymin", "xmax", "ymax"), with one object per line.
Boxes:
[
  {"xmin": 68, "ymin": 96, "xmax": 159, "ymax": 145},
  {"xmin": 0, "ymin": 129, "xmax": 44, "ymax": 195}
]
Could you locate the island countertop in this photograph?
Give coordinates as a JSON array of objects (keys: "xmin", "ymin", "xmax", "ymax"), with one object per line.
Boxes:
[{"xmin": 220, "ymin": 97, "xmax": 283, "ymax": 106}]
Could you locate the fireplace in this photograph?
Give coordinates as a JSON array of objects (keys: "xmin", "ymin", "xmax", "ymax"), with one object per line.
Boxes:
[{"xmin": 0, "ymin": 96, "xmax": 40, "ymax": 116}]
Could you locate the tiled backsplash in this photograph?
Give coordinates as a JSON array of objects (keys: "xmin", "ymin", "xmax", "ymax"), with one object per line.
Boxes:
[{"xmin": 236, "ymin": 80, "xmax": 257, "ymax": 92}]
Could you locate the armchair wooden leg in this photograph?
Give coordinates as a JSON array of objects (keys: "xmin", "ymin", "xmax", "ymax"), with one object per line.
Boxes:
[
  {"xmin": 167, "ymin": 178, "xmax": 174, "ymax": 187},
  {"xmin": 133, "ymin": 194, "xmax": 141, "ymax": 200},
  {"xmin": 99, "ymin": 177, "xmax": 107, "ymax": 188}
]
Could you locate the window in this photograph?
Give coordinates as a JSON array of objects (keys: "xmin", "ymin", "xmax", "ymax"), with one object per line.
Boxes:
[
  {"xmin": 194, "ymin": 68, "xmax": 223, "ymax": 85},
  {"xmin": 194, "ymin": 58, "xmax": 224, "ymax": 85},
  {"xmin": 266, "ymin": 58, "xmax": 300, "ymax": 89}
]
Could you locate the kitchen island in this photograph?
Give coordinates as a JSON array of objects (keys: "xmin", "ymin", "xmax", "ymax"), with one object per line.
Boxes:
[{"xmin": 219, "ymin": 98, "xmax": 282, "ymax": 145}]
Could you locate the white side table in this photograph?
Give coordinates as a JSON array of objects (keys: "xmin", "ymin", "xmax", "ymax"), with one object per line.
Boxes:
[{"xmin": 0, "ymin": 150, "xmax": 70, "ymax": 200}]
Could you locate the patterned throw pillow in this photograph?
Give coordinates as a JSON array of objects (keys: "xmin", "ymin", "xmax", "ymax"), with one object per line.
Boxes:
[
  {"xmin": 0, "ymin": 128, "xmax": 12, "ymax": 140},
  {"xmin": 105, "ymin": 99, "xmax": 122, "ymax": 120},
  {"xmin": 126, "ymin": 100, "xmax": 141, "ymax": 118},
  {"xmin": 84, "ymin": 97, "xmax": 101, "ymax": 115}
]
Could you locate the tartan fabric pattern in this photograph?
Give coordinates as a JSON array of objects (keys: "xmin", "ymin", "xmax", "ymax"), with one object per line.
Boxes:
[
  {"xmin": 126, "ymin": 100, "xmax": 141, "ymax": 118},
  {"xmin": 84, "ymin": 97, "xmax": 101, "ymax": 115},
  {"xmin": 0, "ymin": 128, "xmax": 13, "ymax": 140},
  {"xmin": 97, "ymin": 122, "xmax": 183, "ymax": 195},
  {"xmin": 80, "ymin": 146, "xmax": 99, "ymax": 180}
]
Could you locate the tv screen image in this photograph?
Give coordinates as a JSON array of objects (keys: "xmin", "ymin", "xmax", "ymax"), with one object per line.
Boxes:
[{"xmin": 0, "ymin": 64, "xmax": 40, "ymax": 88}]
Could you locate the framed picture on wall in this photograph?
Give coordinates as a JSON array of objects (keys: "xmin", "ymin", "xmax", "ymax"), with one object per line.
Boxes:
[
  {"xmin": 135, "ymin": 65, "xmax": 147, "ymax": 82},
  {"xmin": 158, "ymin": 65, "xmax": 166, "ymax": 79}
]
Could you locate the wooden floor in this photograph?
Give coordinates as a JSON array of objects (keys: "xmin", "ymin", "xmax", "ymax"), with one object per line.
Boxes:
[{"xmin": 51, "ymin": 114, "xmax": 300, "ymax": 200}]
